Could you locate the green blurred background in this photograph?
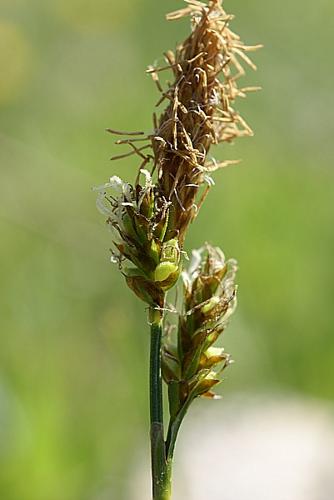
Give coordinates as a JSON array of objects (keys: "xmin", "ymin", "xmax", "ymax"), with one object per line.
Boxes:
[{"xmin": 0, "ymin": 0, "xmax": 333, "ymax": 499}]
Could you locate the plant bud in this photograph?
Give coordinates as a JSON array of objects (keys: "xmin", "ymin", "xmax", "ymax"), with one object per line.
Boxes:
[
  {"xmin": 201, "ymin": 295, "xmax": 220, "ymax": 314},
  {"xmin": 154, "ymin": 238, "xmax": 181, "ymax": 290},
  {"xmin": 154, "ymin": 262, "xmax": 179, "ymax": 283}
]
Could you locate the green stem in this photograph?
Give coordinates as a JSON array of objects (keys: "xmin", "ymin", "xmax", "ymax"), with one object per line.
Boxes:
[
  {"xmin": 149, "ymin": 307, "xmax": 171, "ymax": 500},
  {"xmin": 149, "ymin": 308, "xmax": 163, "ymax": 426}
]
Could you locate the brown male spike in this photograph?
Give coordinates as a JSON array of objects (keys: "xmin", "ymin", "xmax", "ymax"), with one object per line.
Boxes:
[{"xmin": 148, "ymin": 0, "xmax": 262, "ymax": 242}]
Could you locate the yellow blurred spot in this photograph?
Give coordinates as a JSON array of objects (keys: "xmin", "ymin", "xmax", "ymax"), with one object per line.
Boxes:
[
  {"xmin": 54, "ymin": 0, "xmax": 134, "ymax": 34},
  {"xmin": 0, "ymin": 20, "xmax": 31, "ymax": 105}
]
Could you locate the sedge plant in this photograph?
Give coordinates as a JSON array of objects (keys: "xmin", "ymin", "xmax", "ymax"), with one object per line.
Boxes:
[{"xmin": 94, "ymin": 1, "xmax": 261, "ymax": 498}]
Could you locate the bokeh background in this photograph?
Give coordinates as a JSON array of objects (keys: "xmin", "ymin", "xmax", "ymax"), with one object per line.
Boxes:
[{"xmin": 0, "ymin": 0, "xmax": 333, "ymax": 499}]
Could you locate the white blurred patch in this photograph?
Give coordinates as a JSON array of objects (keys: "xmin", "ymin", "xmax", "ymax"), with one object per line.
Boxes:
[{"xmin": 128, "ymin": 394, "xmax": 334, "ymax": 500}]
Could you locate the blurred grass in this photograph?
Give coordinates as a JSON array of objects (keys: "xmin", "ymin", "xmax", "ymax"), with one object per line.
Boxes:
[{"xmin": 0, "ymin": 0, "xmax": 333, "ymax": 499}]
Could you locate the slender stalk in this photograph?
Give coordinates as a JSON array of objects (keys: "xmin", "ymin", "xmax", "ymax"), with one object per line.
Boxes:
[
  {"xmin": 165, "ymin": 398, "xmax": 191, "ymax": 462},
  {"xmin": 149, "ymin": 306, "xmax": 171, "ymax": 500},
  {"xmin": 149, "ymin": 307, "xmax": 164, "ymax": 426}
]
